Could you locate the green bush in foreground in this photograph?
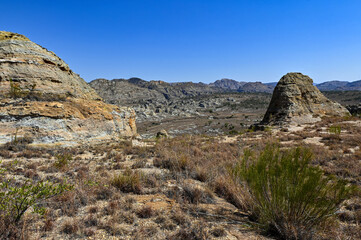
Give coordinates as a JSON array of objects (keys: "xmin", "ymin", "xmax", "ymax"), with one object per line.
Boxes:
[
  {"xmin": 0, "ymin": 180, "xmax": 73, "ymax": 223},
  {"xmin": 231, "ymin": 144, "xmax": 355, "ymax": 240}
]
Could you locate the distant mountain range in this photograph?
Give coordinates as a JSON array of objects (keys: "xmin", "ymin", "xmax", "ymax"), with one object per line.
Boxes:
[
  {"xmin": 209, "ymin": 78, "xmax": 274, "ymax": 93},
  {"xmin": 315, "ymin": 80, "xmax": 361, "ymax": 91},
  {"xmin": 209, "ymin": 78, "xmax": 361, "ymax": 92}
]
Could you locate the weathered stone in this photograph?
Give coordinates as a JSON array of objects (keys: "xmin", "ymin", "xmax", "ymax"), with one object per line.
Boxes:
[
  {"xmin": 347, "ymin": 104, "xmax": 361, "ymax": 116},
  {"xmin": 156, "ymin": 129, "xmax": 168, "ymax": 138},
  {"xmin": 0, "ymin": 31, "xmax": 136, "ymax": 145},
  {"xmin": 261, "ymin": 72, "xmax": 350, "ymax": 125}
]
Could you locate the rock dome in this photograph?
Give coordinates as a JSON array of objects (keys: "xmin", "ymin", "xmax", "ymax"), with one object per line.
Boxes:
[
  {"xmin": 261, "ymin": 72, "xmax": 350, "ymax": 125},
  {"xmin": 0, "ymin": 31, "xmax": 136, "ymax": 145}
]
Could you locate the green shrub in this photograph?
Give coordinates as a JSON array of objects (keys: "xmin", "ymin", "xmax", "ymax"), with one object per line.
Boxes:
[
  {"xmin": 0, "ymin": 180, "xmax": 72, "ymax": 223},
  {"xmin": 9, "ymin": 79, "xmax": 23, "ymax": 98},
  {"xmin": 53, "ymin": 153, "xmax": 73, "ymax": 169},
  {"xmin": 231, "ymin": 144, "xmax": 355, "ymax": 240},
  {"xmin": 329, "ymin": 125, "xmax": 341, "ymax": 135},
  {"xmin": 229, "ymin": 130, "xmax": 238, "ymax": 135},
  {"xmin": 8, "ymin": 79, "xmax": 37, "ymax": 99}
]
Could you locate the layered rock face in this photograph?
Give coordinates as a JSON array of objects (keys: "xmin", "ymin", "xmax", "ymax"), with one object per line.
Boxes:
[
  {"xmin": 0, "ymin": 31, "xmax": 136, "ymax": 145},
  {"xmin": 261, "ymin": 72, "xmax": 350, "ymax": 125}
]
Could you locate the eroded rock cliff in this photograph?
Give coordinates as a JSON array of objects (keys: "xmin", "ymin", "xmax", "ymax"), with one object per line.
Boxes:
[{"xmin": 0, "ymin": 31, "xmax": 136, "ymax": 145}]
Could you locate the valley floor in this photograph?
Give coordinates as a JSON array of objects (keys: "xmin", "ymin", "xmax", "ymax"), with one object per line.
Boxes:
[{"xmin": 0, "ymin": 116, "xmax": 360, "ymax": 239}]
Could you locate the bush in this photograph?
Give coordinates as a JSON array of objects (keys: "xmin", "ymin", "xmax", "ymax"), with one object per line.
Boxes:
[
  {"xmin": 8, "ymin": 79, "xmax": 37, "ymax": 99},
  {"xmin": 231, "ymin": 144, "xmax": 356, "ymax": 240},
  {"xmin": 54, "ymin": 153, "xmax": 73, "ymax": 170},
  {"xmin": 0, "ymin": 180, "xmax": 73, "ymax": 223},
  {"xmin": 329, "ymin": 125, "xmax": 341, "ymax": 135}
]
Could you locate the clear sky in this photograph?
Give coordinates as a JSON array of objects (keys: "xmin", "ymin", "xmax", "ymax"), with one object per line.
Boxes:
[{"xmin": 1, "ymin": 0, "xmax": 361, "ymax": 83}]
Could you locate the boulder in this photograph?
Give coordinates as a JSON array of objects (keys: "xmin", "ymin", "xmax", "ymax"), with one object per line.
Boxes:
[
  {"xmin": 156, "ymin": 129, "xmax": 168, "ymax": 138},
  {"xmin": 347, "ymin": 104, "xmax": 361, "ymax": 116}
]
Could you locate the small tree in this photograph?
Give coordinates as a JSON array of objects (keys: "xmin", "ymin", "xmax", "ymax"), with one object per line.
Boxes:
[{"xmin": 231, "ymin": 144, "xmax": 355, "ymax": 240}]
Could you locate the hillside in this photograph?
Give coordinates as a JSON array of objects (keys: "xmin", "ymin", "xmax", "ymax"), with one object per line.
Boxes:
[{"xmin": 316, "ymin": 80, "xmax": 361, "ymax": 91}]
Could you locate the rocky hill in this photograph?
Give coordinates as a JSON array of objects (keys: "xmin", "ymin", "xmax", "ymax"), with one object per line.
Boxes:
[
  {"xmin": 89, "ymin": 78, "xmax": 226, "ymax": 122},
  {"xmin": 209, "ymin": 78, "xmax": 246, "ymax": 90},
  {"xmin": 261, "ymin": 72, "xmax": 350, "ymax": 125},
  {"xmin": 0, "ymin": 31, "xmax": 136, "ymax": 145},
  {"xmin": 239, "ymin": 81, "xmax": 274, "ymax": 93},
  {"xmin": 89, "ymin": 77, "xmax": 276, "ymax": 122},
  {"xmin": 89, "ymin": 77, "xmax": 222, "ymax": 105},
  {"xmin": 316, "ymin": 80, "xmax": 361, "ymax": 91}
]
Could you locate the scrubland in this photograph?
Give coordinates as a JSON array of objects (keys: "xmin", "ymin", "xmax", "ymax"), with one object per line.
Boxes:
[{"xmin": 0, "ymin": 116, "xmax": 360, "ymax": 240}]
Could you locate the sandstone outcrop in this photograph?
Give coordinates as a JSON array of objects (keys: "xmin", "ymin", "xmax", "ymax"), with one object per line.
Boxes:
[
  {"xmin": 0, "ymin": 31, "xmax": 136, "ymax": 145},
  {"xmin": 261, "ymin": 72, "xmax": 350, "ymax": 125}
]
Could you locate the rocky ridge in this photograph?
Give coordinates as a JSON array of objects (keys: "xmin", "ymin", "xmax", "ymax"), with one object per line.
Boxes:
[
  {"xmin": 316, "ymin": 80, "xmax": 361, "ymax": 91},
  {"xmin": 261, "ymin": 72, "xmax": 350, "ymax": 125},
  {"xmin": 0, "ymin": 31, "xmax": 136, "ymax": 145},
  {"xmin": 89, "ymin": 78, "xmax": 275, "ymax": 122},
  {"xmin": 89, "ymin": 78, "xmax": 225, "ymax": 122},
  {"xmin": 210, "ymin": 78, "xmax": 246, "ymax": 90}
]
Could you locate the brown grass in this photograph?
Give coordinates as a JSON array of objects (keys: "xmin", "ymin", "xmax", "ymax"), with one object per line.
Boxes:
[
  {"xmin": 110, "ymin": 168, "xmax": 143, "ymax": 194},
  {"xmin": 0, "ymin": 118, "xmax": 359, "ymax": 239}
]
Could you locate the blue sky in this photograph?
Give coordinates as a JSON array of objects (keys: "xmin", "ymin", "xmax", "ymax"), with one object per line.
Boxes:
[{"xmin": 1, "ymin": 0, "xmax": 361, "ymax": 83}]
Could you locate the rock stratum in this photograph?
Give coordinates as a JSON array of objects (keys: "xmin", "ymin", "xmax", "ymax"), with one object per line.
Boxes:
[
  {"xmin": 261, "ymin": 72, "xmax": 350, "ymax": 125},
  {"xmin": 0, "ymin": 31, "xmax": 136, "ymax": 145}
]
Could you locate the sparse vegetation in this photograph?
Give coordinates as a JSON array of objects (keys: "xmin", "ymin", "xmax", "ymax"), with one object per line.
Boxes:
[{"xmin": 0, "ymin": 115, "xmax": 359, "ymax": 239}]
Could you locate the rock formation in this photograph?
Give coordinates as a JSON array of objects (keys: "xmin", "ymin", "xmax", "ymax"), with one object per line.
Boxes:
[
  {"xmin": 210, "ymin": 78, "xmax": 246, "ymax": 90},
  {"xmin": 261, "ymin": 72, "xmax": 350, "ymax": 125},
  {"xmin": 347, "ymin": 104, "xmax": 361, "ymax": 116},
  {"xmin": 239, "ymin": 82, "xmax": 274, "ymax": 93},
  {"xmin": 0, "ymin": 31, "xmax": 136, "ymax": 145}
]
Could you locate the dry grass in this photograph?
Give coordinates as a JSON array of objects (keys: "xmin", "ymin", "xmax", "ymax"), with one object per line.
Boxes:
[
  {"xmin": 0, "ymin": 118, "xmax": 359, "ymax": 239},
  {"xmin": 110, "ymin": 168, "xmax": 143, "ymax": 194}
]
